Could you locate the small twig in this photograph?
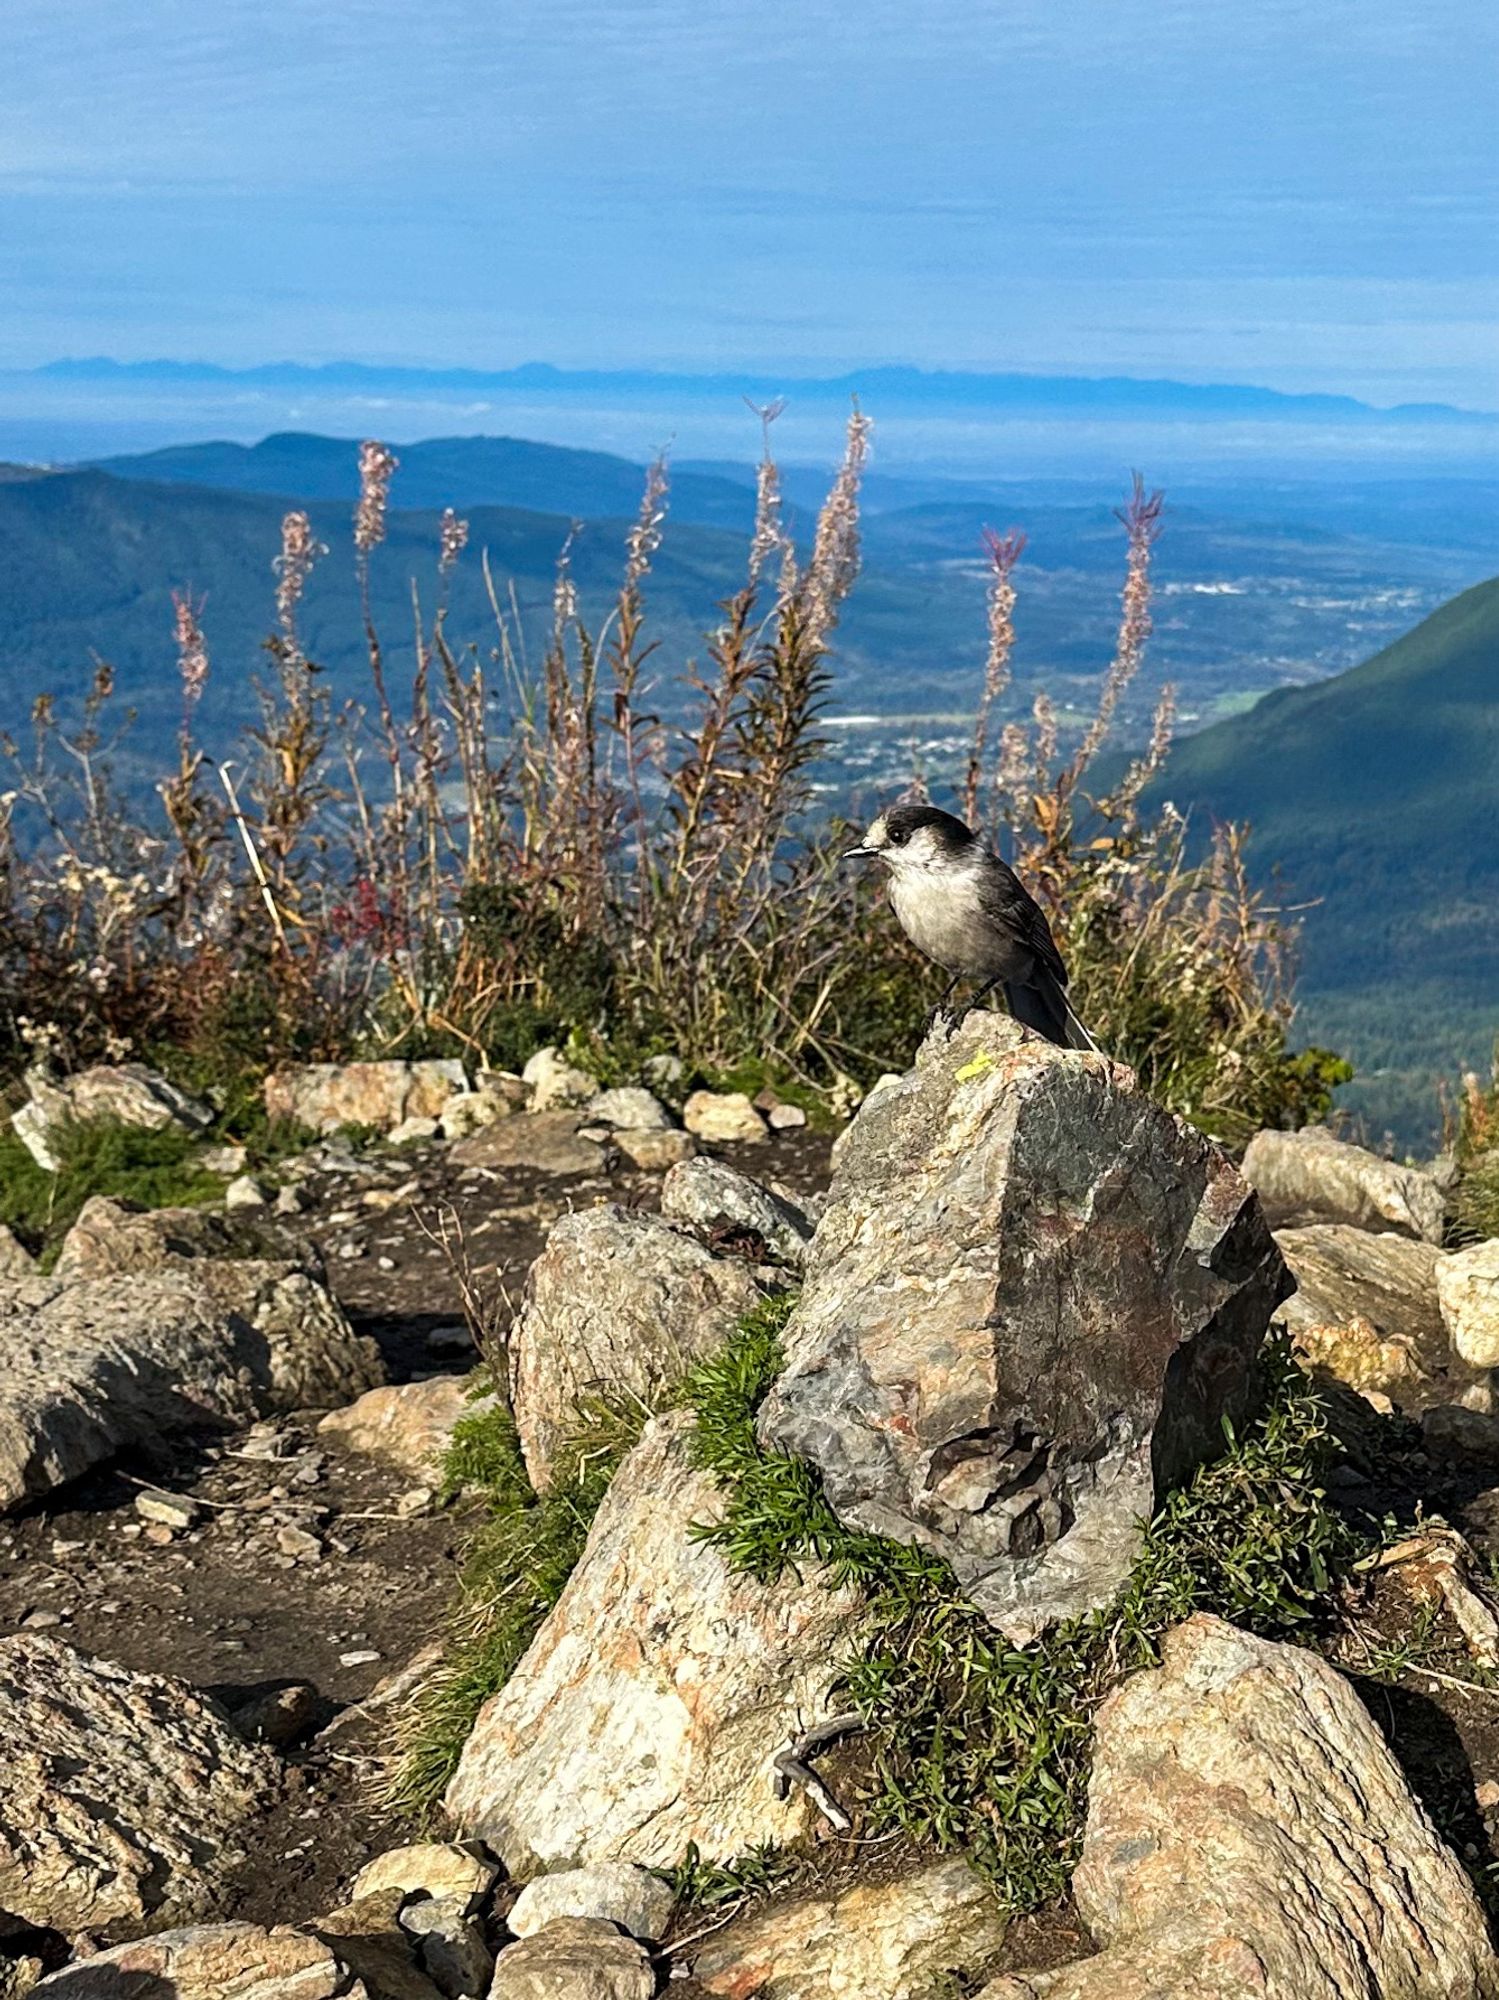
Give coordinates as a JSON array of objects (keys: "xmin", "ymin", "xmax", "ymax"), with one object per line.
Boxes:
[{"xmin": 771, "ymin": 1709, "xmax": 864, "ymax": 1832}]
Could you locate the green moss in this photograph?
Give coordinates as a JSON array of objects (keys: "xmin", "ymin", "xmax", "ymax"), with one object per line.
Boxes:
[
  {"xmin": 0, "ymin": 1117, "xmax": 226, "ymax": 1264},
  {"xmin": 681, "ymin": 1314, "xmax": 1370, "ymax": 1911}
]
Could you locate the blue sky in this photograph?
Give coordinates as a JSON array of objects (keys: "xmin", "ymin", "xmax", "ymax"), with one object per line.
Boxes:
[{"xmin": 4, "ymin": 0, "xmax": 1496, "ymax": 406}]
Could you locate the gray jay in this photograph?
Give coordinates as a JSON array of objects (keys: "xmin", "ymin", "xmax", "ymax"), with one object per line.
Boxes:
[{"xmin": 844, "ymin": 803, "xmax": 1098, "ymax": 1049}]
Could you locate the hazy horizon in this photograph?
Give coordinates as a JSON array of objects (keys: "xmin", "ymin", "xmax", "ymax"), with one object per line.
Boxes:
[{"xmin": 7, "ymin": 0, "xmax": 1496, "ymax": 410}]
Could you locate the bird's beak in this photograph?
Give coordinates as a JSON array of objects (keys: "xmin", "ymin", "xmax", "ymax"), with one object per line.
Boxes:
[{"xmin": 842, "ymin": 843, "xmax": 876, "ymax": 863}]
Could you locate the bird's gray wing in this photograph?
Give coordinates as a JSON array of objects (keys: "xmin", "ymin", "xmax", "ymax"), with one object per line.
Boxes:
[{"xmin": 975, "ymin": 857, "xmax": 1070, "ymax": 987}]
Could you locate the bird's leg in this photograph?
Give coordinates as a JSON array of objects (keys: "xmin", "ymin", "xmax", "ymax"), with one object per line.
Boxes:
[
  {"xmin": 923, "ymin": 972, "xmax": 962, "ymax": 1039},
  {"xmin": 948, "ymin": 975, "xmax": 1002, "ymax": 1035}
]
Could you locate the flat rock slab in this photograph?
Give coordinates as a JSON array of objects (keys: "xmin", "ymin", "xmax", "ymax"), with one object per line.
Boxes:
[
  {"xmin": 0, "ymin": 1636, "xmax": 277, "ymax": 1934},
  {"xmin": 32, "ymin": 1924, "xmax": 357, "ymax": 1998},
  {"xmin": 0, "ymin": 1267, "xmax": 382, "ymax": 1511},
  {"xmin": 981, "ymin": 1615, "xmax": 1499, "ymax": 2000},
  {"xmin": 264, "ymin": 1058, "xmax": 466, "ymax": 1135},
  {"xmin": 1273, "ymin": 1224, "xmax": 1474, "ymax": 1411},
  {"xmin": 54, "ymin": 1194, "xmax": 314, "ymax": 1282},
  {"xmin": 511, "ymin": 1205, "xmax": 765, "ymax": 1489},
  {"xmin": 449, "ymin": 1111, "xmax": 606, "ymax": 1177},
  {"xmin": 690, "ymin": 1855, "xmax": 1008, "ymax": 2000},
  {"xmin": 1242, "ymin": 1125, "xmax": 1446, "ymax": 1243},
  {"xmin": 444, "ymin": 1411, "xmax": 861, "ymax": 1870},
  {"xmin": 759, "ymin": 1015, "xmax": 1289, "ymax": 1639}
]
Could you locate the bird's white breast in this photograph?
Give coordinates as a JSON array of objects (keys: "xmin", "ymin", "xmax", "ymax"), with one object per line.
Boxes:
[{"xmin": 888, "ymin": 860, "xmax": 988, "ymax": 971}]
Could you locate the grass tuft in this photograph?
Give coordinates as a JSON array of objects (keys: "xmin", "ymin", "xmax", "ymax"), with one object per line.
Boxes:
[
  {"xmin": 681, "ymin": 1312, "xmax": 1370, "ymax": 1910},
  {"xmin": 0, "ymin": 1116, "xmax": 226, "ymax": 1264}
]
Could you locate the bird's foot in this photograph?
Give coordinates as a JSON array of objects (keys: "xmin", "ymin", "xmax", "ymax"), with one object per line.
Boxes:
[{"xmin": 922, "ymin": 1005, "xmax": 956, "ymax": 1040}]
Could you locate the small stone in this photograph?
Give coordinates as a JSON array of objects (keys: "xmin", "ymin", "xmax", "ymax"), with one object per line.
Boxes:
[
  {"xmin": 768, "ymin": 1102, "xmax": 807, "ymax": 1130},
  {"xmin": 396, "ymin": 1486, "xmax": 435, "ymax": 1518},
  {"xmin": 378, "ymin": 1255, "xmax": 397, "ymax": 1272},
  {"xmin": 362, "ymin": 1187, "xmax": 406, "ymax": 1211},
  {"xmin": 427, "ymin": 1324, "xmax": 473, "ymax": 1358},
  {"xmin": 399, "ymin": 1895, "xmax": 495, "ymax": 1998},
  {"xmin": 231, "ymin": 1681, "xmax": 321, "ymax": 1748},
  {"xmin": 203, "ymin": 1144, "xmax": 249, "ymax": 1175},
  {"xmin": 337, "ymin": 1240, "xmax": 365, "ymax": 1261},
  {"xmin": 276, "ymin": 1524, "xmax": 323, "ymax": 1562},
  {"xmin": 576, "ymin": 1125, "xmax": 611, "ymax": 1144},
  {"xmin": 389, "ymin": 1115, "xmax": 441, "ymax": 1147},
  {"xmin": 340, "ymin": 1649, "xmax": 382, "ymax": 1668},
  {"xmin": 508, "ymin": 1862, "xmax": 676, "ymax": 1942},
  {"xmin": 610, "ymin": 1128, "xmax": 696, "ymax": 1171},
  {"xmin": 522, "ymin": 1047, "xmax": 597, "ymax": 1113},
  {"xmin": 135, "ymin": 1487, "xmax": 198, "ymax": 1531},
  {"xmin": 642, "ymin": 1053, "xmax": 684, "ymax": 1090},
  {"xmin": 0, "ymin": 1225, "xmax": 37, "ymax": 1278},
  {"xmin": 21, "ymin": 1609, "xmax": 62, "ymax": 1629},
  {"xmin": 1438, "ymin": 1239, "xmax": 1499, "ymax": 1368},
  {"xmin": 682, "ymin": 1089, "xmax": 768, "ymax": 1144},
  {"xmin": 351, "ymin": 1840, "xmax": 500, "ymax": 1914},
  {"xmin": 489, "ymin": 1919, "xmax": 653, "ymax": 2000},
  {"xmin": 223, "ymin": 1173, "xmax": 268, "ymax": 1211},
  {"xmin": 275, "ymin": 1183, "xmax": 310, "ymax": 1216},
  {"xmin": 585, "ymin": 1087, "xmax": 673, "ymax": 1133}
]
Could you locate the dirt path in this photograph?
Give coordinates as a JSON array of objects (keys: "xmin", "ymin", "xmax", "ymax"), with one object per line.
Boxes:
[{"xmin": 0, "ymin": 1126, "xmax": 835, "ymax": 1942}]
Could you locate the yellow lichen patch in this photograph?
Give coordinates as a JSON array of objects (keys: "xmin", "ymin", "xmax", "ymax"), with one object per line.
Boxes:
[{"xmin": 955, "ymin": 1051, "xmax": 998, "ymax": 1084}]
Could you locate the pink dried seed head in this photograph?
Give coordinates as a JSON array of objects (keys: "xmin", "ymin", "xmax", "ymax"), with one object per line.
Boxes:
[
  {"xmin": 439, "ymin": 508, "xmax": 470, "ymax": 575},
  {"xmin": 172, "ymin": 589, "xmax": 209, "ymax": 706},
  {"xmin": 354, "ymin": 440, "xmax": 399, "ymax": 555}
]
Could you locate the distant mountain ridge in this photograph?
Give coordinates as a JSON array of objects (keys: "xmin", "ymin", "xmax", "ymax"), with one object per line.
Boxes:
[
  {"xmin": 1144, "ymin": 576, "xmax": 1499, "ymax": 1142},
  {"xmin": 32, "ymin": 356, "xmax": 1497, "ymax": 426},
  {"xmin": 85, "ymin": 432, "xmax": 763, "ymax": 533}
]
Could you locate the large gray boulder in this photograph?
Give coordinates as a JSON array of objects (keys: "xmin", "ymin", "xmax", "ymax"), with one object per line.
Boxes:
[
  {"xmin": 0, "ymin": 1635, "xmax": 276, "ymax": 1934},
  {"xmin": 13, "ymin": 1062, "xmax": 213, "ymax": 1170},
  {"xmin": 511, "ymin": 1206, "xmax": 764, "ymax": 1491},
  {"xmin": 980, "ymin": 1615, "xmax": 1499, "ymax": 2000},
  {"xmin": 1241, "ymin": 1125, "xmax": 1447, "ymax": 1243},
  {"xmin": 759, "ymin": 1016, "xmax": 1289, "ymax": 1641},
  {"xmin": 0, "ymin": 1267, "xmax": 382, "ymax": 1511},
  {"xmin": 444, "ymin": 1412, "xmax": 861, "ymax": 1870}
]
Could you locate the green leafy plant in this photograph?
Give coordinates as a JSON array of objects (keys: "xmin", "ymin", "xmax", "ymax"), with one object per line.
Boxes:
[{"xmin": 682, "ymin": 1312, "xmax": 1371, "ymax": 1910}]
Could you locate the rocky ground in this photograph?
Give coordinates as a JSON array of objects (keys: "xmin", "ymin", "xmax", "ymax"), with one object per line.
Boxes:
[
  {"xmin": 0, "ymin": 1097, "xmax": 834, "ymax": 1965},
  {"xmin": 3, "ymin": 1037, "xmax": 1499, "ymax": 1998}
]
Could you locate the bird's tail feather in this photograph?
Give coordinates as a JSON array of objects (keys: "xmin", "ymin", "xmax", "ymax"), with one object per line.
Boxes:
[{"xmin": 1006, "ymin": 971, "xmax": 1101, "ymax": 1053}]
